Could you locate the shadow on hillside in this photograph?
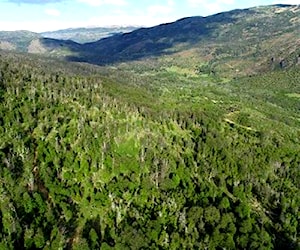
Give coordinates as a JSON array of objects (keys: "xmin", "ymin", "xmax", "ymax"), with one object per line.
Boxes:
[{"xmin": 64, "ymin": 9, "xmax": 254, "ymax": 66}]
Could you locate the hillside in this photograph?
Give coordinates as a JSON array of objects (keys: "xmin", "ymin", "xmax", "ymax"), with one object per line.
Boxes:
[
  {"xmin": 0, "ymin": 30, "xmax": 81, "ymax": 57},
  {"xmin": 68, "ymin": 4, "xmax": 300, "ymax": 76},
  {"xmin": 0, "ymin": 44, "xmax": 300, "ymax": 249},
  {"xmin": 0, "ymin": 30, "xmax": 41, "ymax": 52},
  {"xmin": 0, "ymin": 4, "xmax": 299, "ymax": 249},
  {"xmin": 0, "ymin": 26, "xmax": 139, "ymax": 55},
  {"xmin": 1, "ymin": 5, "xmax": 299, "ymax": 77}
]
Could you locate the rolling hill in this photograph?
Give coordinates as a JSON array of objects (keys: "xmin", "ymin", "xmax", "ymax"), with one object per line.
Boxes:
[
  {"xmin": 1, "ymin": 42, "xmax": 299, "ymax": 250},
  {"xmin": 0, "ymin": 4, "xmax": 299, "ymax": 249},
  {"xmin": 0, "ymin": 30, "xmax": 41, "ymax": 52},
  {"xmin": 0, "ymin": 30, "xmax": 80, "ymax": 57}
]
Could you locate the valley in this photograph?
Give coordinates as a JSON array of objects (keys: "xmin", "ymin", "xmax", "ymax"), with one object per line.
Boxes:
[{"xmin": 0, "ymin": 4, "xmax": 299, "ymax": 249}]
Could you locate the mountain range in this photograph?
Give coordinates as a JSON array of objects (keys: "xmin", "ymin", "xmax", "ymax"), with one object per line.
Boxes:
[
  {"xmin": 0, "ymin": 26, "xmax": 139, "ymax": 54},
  {"xmin": 40, "ymin": 26, "xmax": 139, "ymax": 44},
  {"xmin": 0, "ymin": 4, "xmax": 299, "ymax": 76}
]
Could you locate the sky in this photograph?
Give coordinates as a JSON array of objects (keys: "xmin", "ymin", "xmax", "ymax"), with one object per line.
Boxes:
[{"xmin": 0, "ymin": 0, "xmax": 299, "ymax": 32}]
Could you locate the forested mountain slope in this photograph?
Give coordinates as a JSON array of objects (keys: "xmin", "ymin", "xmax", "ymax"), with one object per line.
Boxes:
[
  {"xmin": 0, "ymin": 3, "xmax": 299, "ymax": 250},
  {"xmin": 0, "ymin": 48, "xmax": 299, "ymax": 249},
  {"xmin": 1, "ymin": 4, "xmax": 299, "ymax": 77},
  {"xmin": 69, "ymin": 4, "xmax": 300, "ymax": 76}
]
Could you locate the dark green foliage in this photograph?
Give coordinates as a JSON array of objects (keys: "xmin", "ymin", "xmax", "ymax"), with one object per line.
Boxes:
[{"xmin": 0, "ymin": 51, "xmax": 299, "ymax": 249}]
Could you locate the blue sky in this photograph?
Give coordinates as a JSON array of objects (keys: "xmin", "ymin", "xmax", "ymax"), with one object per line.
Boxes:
[{"xmin": 0, "ymin": 0, "xmax": 298, "ymax": 32}]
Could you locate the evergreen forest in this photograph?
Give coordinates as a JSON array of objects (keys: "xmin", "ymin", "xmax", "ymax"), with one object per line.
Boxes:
[
  {"xmin": 0, "ymin": 4, "xmax": 300, "ymax": 250},
  {"xmin": 0, "ymin": 49, "xmax": 299, "ymax": 249}
]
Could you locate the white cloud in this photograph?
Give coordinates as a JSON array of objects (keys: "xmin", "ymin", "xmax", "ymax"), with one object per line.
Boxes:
[
  {"xmin": 186, "ymin": 0, "xmax": 235, "ymax": 15},
  {"xmin": 147, "ymin": 5, "xmax": 173, "ymax": 16},
  {"xmin": 187, "ymin": 0, "xmax": 235, "ymax": 6},
  {"xmin": 272, "ymin": 0, "xmax": 300, "ymax": 4},
  {"xmin": 0, "ymin": 8, "xmax": 178, "ymax": 32},
  {"xmin": 187, "ymin": 0, "xmax": 206, "ymax": 7},
  {"xmin": 167, "ymin": 0, "xmax": 175, "ymax": 6},
  {"xmin": 219, "ymin": 0, "xmax": 235, "ymax": 4},
  {"xmin": 146, "ymin": 0, "xmax": 176, "ymax": 19},
  {"xmin": 45, "ymin": 8, "xmax": 61, "ymax": 16},
  {"xmin": 206, "ymin": 2, "xmax": 222, "ymax": 13},
  {"xmin": 87, "ymin": 12, "xmax": 176, "ymax": 27},
  {"xmin": 77, "ymin": 0, "xmax": 127, "ymax": 6},
  {"xmin": 0, "ymin": 20, "xmax": 84, "ymax": 32},
  {"xmin": 8, "ymin": 0, "xmax": 65, "ymax": 4}
]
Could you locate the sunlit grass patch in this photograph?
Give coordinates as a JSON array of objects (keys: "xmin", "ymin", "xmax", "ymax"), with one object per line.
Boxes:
[{"xmin": 285, "ymin": 93, "xmax": 300, "ymax": 98}]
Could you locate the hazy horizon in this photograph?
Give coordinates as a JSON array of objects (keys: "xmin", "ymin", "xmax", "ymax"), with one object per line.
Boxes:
[{"xmin": 0, "ymin": 0, "xmax": 298, "ymax": 32}]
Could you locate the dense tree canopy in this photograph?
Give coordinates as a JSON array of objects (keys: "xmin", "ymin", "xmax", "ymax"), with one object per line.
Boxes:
[{"xmin": 0, "ymin": 52, "xmax": 299, "ymax": 249}]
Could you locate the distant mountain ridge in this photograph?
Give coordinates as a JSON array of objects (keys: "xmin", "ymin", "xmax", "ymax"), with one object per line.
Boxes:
[
  {"xmin": 0, "ymin": 30, "xmax": 40, "ymax": 52},
  {"xmin": 67, "ymin": 4, "xmax": 299, "ymax": 76},
  {"xmin": 0, "ymin": 4, "xmax": 299, "ymax": 76},
  {"xmin": 0, "ymin": 26, "xmax": 139, "ymax": 54},
  {"xmin": 41, "ymin": 26, "xmax": 140, "ymax": 43}
]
